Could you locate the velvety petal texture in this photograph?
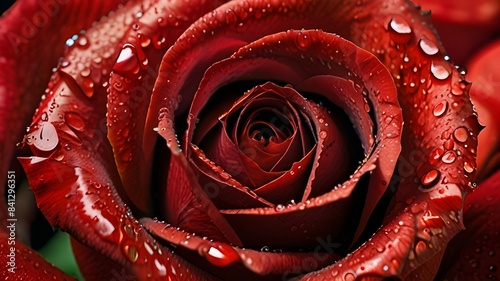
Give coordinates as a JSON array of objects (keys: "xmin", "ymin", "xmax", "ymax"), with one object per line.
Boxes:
[{"xmin": 0, "ymin": 0, "xmax": 485, "ymax": 280}]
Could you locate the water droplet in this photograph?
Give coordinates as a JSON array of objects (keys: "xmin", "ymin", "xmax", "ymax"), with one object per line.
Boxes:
[
  {"xmin": 296, "ymin": 32, "xmax": 311, "ymax": 50},
  {"xmin": 442, "ymin": 151, "xmax": 456, "ymax": 164},
  {"xmin": 65, "ymin": 112, "xmax": 85, "ymax": 131},
  {"xmin": 464, "ymin": 162, "xmax": 475, "ymax": 173},
  {"xmin": 76, "ymin": 35, "xmax": 89, "ymax": 48},
  {"xmin": 137, "ymin": 33, "xmax": 151, "ymax": 48},
  {"xmin": 81, "ymin": 78, "xmax": 94, "ymax": 98},
  {"xmin": 41, "ymin": 112, "xmax": 49, "ymax": 121},
  {"xmin": 123, "ymin": 224, "xmax": 135, "ymax": 238},
  {"xmin": 203, "ymin": 243, "xmax": 239, "ymax": 267},
  {"xmin": 376, "ymin": 245, "xmax": 386, "ymax": 253},
  {"xmin": 429, "ymin": 147, "xmax": 444, "ymax": 164},
  {"xmin": 433, "ymin": 101, "xmax": 448, "ymax": 117},
  {"xmin": 143, "ymin": 241, "xmax": 154, "ymax": 255},
  {"xmin": 53, "ymin": 151, "xmax": 65, "ymax": 161},
  {"xmin": 453, "ymin": 127, "xmax": 468, "ymax": 142},
  {"xmin": 157, "ymin": 17, "xmax": 167, "ymax": 27},
  {"xmin": 344, "ymin": 273, "xmax": 355, "ymax": 281},
  {"xmin": 388, "ymin": 16, "xmax": 413, "ymax": 44},
  {"xmin": 418, "ymin": 35, "xmax": 439, "ymax": 55},
  {"xmin": 152, "ymin": 35, "xmax": 167, "ymax": 49},
  {"xmin": 430, "ymin": 61, "xmax": 451, "ymax": 80},
  {"xmin": 421, "ymin": 169, "xmax": 440, "ymax": 187},
  {"xmin": 319, "ymin": 130, "xmax": 327, "ymax": 139},
  {"xmin": 124, "ymin": 244, "xmax": 138, "ymax": 263},
  {"xmin": 30, "ymin": 123, "xmax": 59, "ymax": 152},
  {"xmin": 444, "ymin": 138, "xmax": 454, "ymax": 150},
  {"xmin": 113, "ymin": 44, "xmax": 140, "ymax": 76},
  {"xmin": 275, "ymin": 204, "xmax": 285, "ymax": 212}
]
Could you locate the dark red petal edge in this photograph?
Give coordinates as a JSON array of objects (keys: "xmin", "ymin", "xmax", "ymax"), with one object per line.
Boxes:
[{"xmin": 0, "ymin": 0, "xmax": 127, "ymax": 223}]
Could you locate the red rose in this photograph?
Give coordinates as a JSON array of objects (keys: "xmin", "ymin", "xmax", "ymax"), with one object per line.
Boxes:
[{"xmin": 1, "ymin": 0, "xmax": 495, "ymax": 280}]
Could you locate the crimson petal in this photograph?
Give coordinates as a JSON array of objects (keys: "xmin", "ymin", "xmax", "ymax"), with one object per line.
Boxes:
[
  {"xmin": 14, "ymin": 0, "xmax": 225, "ymax": 279},
  {"xmin": 0, "ymin": 232, "xmax": 76, "ymax": 280},
  {"xmin": 435, "ymin": 169, "xmax": 500, "ymax": 280},
  {"xmin": 467, "ymin": 39, "xmax": 500, "ymax": 182},
  {"xmin": 0, "ymin": 0, "xmax": 127, "ymax": 226},
  {"xmin": 142, "ymin": 218, "xmax": 342, "ymax": 280},
  {"xmin": 106, "ymin": 0, "xmax": 221, "ymax": 214}
]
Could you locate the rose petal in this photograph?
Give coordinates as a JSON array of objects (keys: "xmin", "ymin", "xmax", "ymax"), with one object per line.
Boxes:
[
  {"xmin": 194, "ymin": 30, "xmax": 399, "ymax": 250},
  {"xmin": 0, "ymin": 232, "xmax": 76, "ymax": 280},
  {"xmin": 19, "ymin": 154, "xmax": 218, "ymax": 280},
  {"xmin": 435, "ymin": 169, "xmax": 500, "ymax": 280},
  {"xmin": 0, "ymin": 0, "xmax": 126, "ymax": 225},
  {"xmin": 467, "ymin": 39, "xmax": 500, "ymax": 182},
  {"xmin": 14, "ymin": 0, "xmax": 225, "ymax": 279},
  {"xmin": 300, "ymin": 0, "xmax": 481, "ymax": 279},
  {"xmin": 70, "ymin": 237, "xmax": 134, "ymax": 281},
  {"xmin": 159, "ymin": 150, "xmax": 243, "ymax": 246},
  {"xmin": 142, "ymin": 218, "xmax": 342, "ymax": 279},
  {"xmin": 106, "ymin": 0, "xmax": 220, "ymax": 214},
  {"xmin": 413, "ymin": 0, "xmax": 500, "ymax": 64}
]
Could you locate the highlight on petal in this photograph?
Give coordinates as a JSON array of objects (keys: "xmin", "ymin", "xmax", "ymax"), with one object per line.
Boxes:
[{"xmin": 467, "ymin": 39, "xmax": 500, "ymax": 181}]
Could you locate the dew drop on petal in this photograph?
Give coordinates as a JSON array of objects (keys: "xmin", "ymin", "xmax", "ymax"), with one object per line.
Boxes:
[
  {"xmin": 464, "ymin": 162, "xmax": 475, "ymax": 173},
  {"xmin": 203, "ymin": 243, "xmax": 239, "ymax": 267},
  {"xmin": 295, "ymin": 32, "xmax": 311, "ymax": 50},
  {"xmin": 32, "ymin": 123, "xmax": 59, "ymax": 152},
  {"xmin": 344, "ymin": 273, "xmax": 355, "ymax": 281},
  {"xmin": 76, "ymin": 35, "xmax": 89, "ymax": 48},
  {"xmin": 442, "ymin": 151, "xmax": 456, "ymax": 164},
  {"xmin": 319, "ymin": 130, "xmax": 327, "ymax": 139},
  {"xmin": 430, "ymin": 61, "xmax": 451, "ymax": 80},
  {"xmin": 418, "ymin": 35, "xmax": 439, "ymax": 56},
  {"xmin": 275, "ymin": 204, "xmax": 285, "ymax": 212},
  {"xmin": 421, "ymin": 169, "xmax": 440, "ymax": 187},
  {"xmin": 154, "ymin": 259, "xmax": 167, "ymax": 276},
  {"xmin": 124, "ymin": 244, "xmax": 138, "ymax": 263},
  {"xmin": 388, "ymin": 16, "xmax": 412, "ymax": 44},
  {"xmin": 137, "ymin": 33, "xmax": 151, "ymax": 48},
  {"xmin": 113, "ymin": 44, "xmax": 140, "ymax": 75},
  {"xmin": 376, "ymin": 245, "xmax": 386, "ymax": 253},
  {"xmin": 453, "ymin": 127, "xmax": 468, "ymax": 143},
  {"xmin": 433, "ymin": 101, "xmax": 448, "ymax": 117}
]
